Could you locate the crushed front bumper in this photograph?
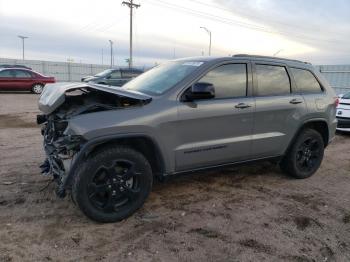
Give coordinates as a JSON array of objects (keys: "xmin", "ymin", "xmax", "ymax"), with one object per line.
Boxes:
[{"xmin": 38, "ymin": 115, "xmax": 84, "ymax": 197}]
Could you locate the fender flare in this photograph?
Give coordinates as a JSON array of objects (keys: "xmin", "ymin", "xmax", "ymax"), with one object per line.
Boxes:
[
  {"xmin": 283, "ymin": 118, "xmax": 329, "ymax": 156},
  {"xmin": 59, "ymin": 133, "xmax": 167, "ymax": 195}
]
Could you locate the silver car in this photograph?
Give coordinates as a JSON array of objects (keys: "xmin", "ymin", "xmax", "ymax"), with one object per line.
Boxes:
[{"xmin": 37, "ymin": 55, "xmax": 338, "ymax": 222}]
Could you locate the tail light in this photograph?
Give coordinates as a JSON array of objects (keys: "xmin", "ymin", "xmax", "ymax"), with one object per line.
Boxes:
[{"xmin": 335, "ymin": 97, "xmax": 339, "ymax": 107}]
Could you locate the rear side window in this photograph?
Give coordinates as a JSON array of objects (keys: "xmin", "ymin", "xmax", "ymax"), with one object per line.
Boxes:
[
  {"xmin": 199, "ymin": 63, "xmax": 247, "ymax": 98},
  {"xmin": 122, "ymin": 70, "xmax": 140, "ymax": 78},
  {"xmin": 255, "ymin": 64, "xmax": 291, "ymax": 96},
  {"xmin": 15, "ymin": 70, "xmax": 32, "ymax": 78},
  {"xmin": 291, "ymin": 68, "xmax": 323, "ymax": 93},
  {"xmin": 109, "ymin": 70, "xmax": 121, "ymax": 79}
]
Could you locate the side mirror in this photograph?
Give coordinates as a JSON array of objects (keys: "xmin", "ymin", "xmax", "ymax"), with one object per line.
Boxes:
[
  {"xmin": 105, "ymin": 75, "xmax": 111, "ymax": 79},
  {"xmin": 185, "ymin": 82, "xmax": 215, "ymax": 101}
]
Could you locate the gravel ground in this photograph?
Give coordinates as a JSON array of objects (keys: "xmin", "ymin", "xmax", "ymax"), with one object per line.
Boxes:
[{"xmin": 0, "ymin": 93, "xmax": 349, "ymax": 262}]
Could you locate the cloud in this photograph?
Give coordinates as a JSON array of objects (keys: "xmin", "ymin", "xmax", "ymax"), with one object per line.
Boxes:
[
  {"xmin": 213, "ymin": 0, "xmax": 350, "ymax": 52},
  {"xmin": 0, "ymin": 15, "xmax": 199, "ymax": 66},
  {"xmin": 1, "ymin": 0, "xmax": 350, "ymax": 65}
]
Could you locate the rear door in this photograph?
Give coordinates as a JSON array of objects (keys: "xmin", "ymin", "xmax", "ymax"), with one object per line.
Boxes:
[
  {"xmin": 175, "ymin": 62, "xmax": 255, "ymax": 171},
  {"xmin": 0, "ymin": 69, "xmax": 16, "ymax": 90},
  {"xmin": 251, "ymin": 62, "xmax": 306, "ymax": 158},
  {"xmin": 14, "ymin": 70, "xmax": 34, "ymax": 90}
]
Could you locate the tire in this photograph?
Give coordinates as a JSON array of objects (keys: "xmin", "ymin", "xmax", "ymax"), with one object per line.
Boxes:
[
  {"xmin": 72, "ymin": 146, "xmax": 153, "ymax": 223},
  {"xmin": 280, "ymin": 128, "xmax": 324, "ymax": 179},
  {"xmin": 31, "ymin": 84, "xmax": 44, "ymax": 94}
]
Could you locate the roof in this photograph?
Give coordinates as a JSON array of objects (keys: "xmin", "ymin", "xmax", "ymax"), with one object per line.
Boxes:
[
  {"xmin": 0, "ymin": 64, "xmax": 32, "ymax": 70},
  {"xmin": 173, "ymin": 55, "xmax": 312, "ymax": 66},
  {"xmin": 0, "ymin": 67, "xmax": 33, "ymax": 72},
  {"xmin": 232, "ymin": 54, "xmax": 311, "ymax": 65}
]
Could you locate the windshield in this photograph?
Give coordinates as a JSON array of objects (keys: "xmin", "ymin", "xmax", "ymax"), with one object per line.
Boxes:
[
  {"xmin": 342, "ymin": 92, "xmax": 350, "ymax": 99},
  {"xmin": 123, "ymin": 61, "xmax": 203, "ymax": 95},
  {"xmin": 94, "ymin": 69, "xmax": 113, "ymax": 77}
]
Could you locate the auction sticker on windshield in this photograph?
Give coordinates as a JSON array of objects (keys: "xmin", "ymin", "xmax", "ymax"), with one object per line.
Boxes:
[{"xmin": 182, "ymin": 62, "xmax": 204, "ymax": 66}]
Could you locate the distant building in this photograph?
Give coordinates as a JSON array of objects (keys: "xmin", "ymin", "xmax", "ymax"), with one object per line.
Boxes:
[{"xmin": 316, "ymin": 65, "xmax": 350, "ymax": 95}]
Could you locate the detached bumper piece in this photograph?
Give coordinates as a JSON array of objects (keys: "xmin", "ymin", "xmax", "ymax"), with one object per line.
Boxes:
[{"xmin": 336, "ymin": 117, "xmax": 350, "ymax": 129}]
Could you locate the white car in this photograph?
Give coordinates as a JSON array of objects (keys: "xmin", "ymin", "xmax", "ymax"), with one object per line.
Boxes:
[{"xmin": 336, "ymin": 92, "xmax": 350, "ymax": 132}]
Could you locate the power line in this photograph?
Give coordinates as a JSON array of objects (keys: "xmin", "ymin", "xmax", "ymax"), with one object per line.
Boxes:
[{"xmin": 144, "ymin": 0, "xmax": 350, "ymax": 47}]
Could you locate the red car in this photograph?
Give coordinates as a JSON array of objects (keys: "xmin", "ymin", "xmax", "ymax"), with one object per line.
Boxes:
[{"xmin": 0, "ymin": 68, "xmax": 55, "ymax": 94}]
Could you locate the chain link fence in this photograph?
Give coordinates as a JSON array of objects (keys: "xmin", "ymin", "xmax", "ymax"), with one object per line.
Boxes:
[{"xmin": 0, "ymin": 57, "xmax": 111, "ymax": 82}]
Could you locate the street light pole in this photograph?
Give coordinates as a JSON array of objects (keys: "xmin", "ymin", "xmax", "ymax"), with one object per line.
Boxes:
[
  {"xmin": 109, "ymin": 40, "xmax": 113, "ymax": 68},
  {"xmin": 200, "ymin": 27, "xmax": 211, "ymax": 56},
  {"xmin": 18, "ymin": 35, "xmax": 28, "ymax": 60}
]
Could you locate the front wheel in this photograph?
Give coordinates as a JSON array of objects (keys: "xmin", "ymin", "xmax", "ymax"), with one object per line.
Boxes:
[
  {"xmin": 280, "ymin": 128, "xmax": 324, "ymax": 179},
  {"xmin": 72, "ymin": 146, "xmax": 153, "ymax": 223}
]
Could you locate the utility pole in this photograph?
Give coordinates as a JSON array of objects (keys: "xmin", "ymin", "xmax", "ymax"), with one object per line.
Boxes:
[
  {"xmin": 109, "ymin": 40, "xmax": 113, "ymax": 67},
  {"xmin": 18, "ymin": 35, "xmax": 28, "ymax": 60},
  {"xmin": 122, "ymin": 0, "xmax": 140, "ymax": 69},
  {"xmin": 101, "ymin": 49, "xmax": 104, "ymax": 65},
  {"xmin": 200, "ymin": 27, "xmax": 211, "ymax": 56}
]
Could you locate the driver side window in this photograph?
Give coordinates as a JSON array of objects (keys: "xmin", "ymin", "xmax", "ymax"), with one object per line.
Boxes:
[{"xmin": 199, "ymin": 63, "xmax": 247, "ymax": 99}]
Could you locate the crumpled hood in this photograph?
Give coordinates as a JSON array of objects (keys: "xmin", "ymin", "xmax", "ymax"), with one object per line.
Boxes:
[{"xmin": 38, "ymin": 82, "xmax": 152, "ymax": 115}]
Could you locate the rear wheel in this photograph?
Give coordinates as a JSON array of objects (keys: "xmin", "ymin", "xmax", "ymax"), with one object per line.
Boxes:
[
  {"xmin": 280, "ymin": 128, "xmax": 324, "ymax": 179},
  {"xmin": 31, "ymin": 84, "xmax": 44, "ymax": 94},
  {"xmin": 72, "ymin": 146, "xmax": 153, "ymax": 223}
]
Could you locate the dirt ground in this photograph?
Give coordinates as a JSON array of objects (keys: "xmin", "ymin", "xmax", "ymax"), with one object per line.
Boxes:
[{"xmin": 0, "ymin": 93, "xmax": 349, "ymax": 262}]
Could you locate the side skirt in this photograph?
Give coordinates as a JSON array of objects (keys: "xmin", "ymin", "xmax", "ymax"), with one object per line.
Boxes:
[{"xmin": 166, "ymin": 155, "xmax": 283, "ymax": 177}]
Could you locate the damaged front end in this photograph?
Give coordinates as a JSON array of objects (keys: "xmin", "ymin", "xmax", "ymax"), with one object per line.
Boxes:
[{"xmin": 37, "ymin": 82, "xmax": 151, "ymax": 198}]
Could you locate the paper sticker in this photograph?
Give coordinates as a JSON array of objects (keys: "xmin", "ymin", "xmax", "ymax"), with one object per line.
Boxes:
[{"xmin": 182, "ymin": 62, "xmax": 204, "ymax": 67}]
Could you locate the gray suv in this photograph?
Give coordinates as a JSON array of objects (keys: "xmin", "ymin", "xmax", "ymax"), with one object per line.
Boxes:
[{"xmin": 37, "ymin": 55, "xmax": 338, "ymax": 222}]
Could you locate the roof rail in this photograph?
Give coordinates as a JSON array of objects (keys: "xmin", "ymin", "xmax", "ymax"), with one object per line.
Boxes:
[{"xmin": 232, "ymin": 54, "xmax": 310, "ymax": 64}]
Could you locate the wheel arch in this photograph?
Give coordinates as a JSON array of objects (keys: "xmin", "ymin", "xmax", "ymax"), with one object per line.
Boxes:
[
  {"xmin": 284, "ymin": 119, "xmax": 329, "ymax": 156},
  {"xmin": 63, "ymin": 134, "xmax": 166, "ymax": 190}
]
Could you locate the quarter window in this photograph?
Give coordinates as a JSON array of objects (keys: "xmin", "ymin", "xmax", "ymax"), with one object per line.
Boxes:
[
  {"xmin": 199, "ymin": 64, "xmax": 247, "ymax": 98},
  {"xmin": 255, "ymin": 64, "xmax": 291, "ymax": 96},
  {"xmin": 291, "ymin": 68, "xmax": 323, "ymax": 93}
]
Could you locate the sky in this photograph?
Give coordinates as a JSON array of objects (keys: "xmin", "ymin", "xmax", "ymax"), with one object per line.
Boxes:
[{"xmin": 0, "ymin": 0, "xmax": 349, "ymax": 67}]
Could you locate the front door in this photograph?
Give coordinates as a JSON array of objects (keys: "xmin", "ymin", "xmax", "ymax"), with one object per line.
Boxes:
[
  {"xmin": 175, "ymin": 62, "xmax": 255, "ymax": 171},
  {"xmin": 0, "ymin": 69, "xmax": 16, "ymax": 90}
]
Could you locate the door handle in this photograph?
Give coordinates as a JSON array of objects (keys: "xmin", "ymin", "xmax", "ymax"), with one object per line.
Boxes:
[
  {"xmin": 235, "ymin": 103, "xmax": 251, "ymax": 109},
  {"xmin": 289, "ymin": 98, "xmax": 303, "ymax": 104}
]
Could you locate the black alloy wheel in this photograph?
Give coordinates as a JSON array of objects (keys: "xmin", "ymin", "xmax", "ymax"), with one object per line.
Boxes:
[
  {"xmin": 280, "ymin": 128, "xmax": 324, "ymax": 179},
  {"xmin": 295, "ymin": 137, "xmax": 322, "ymax": 173},
  {"xmin": 87, "ymin": 160, "xmax": 141, "ymax": 213},
  {"xmin": 72, "ymin": 146, "xmax": 153, "ymax": 223}
]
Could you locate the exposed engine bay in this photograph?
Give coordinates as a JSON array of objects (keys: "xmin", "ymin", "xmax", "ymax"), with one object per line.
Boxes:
[{"xmin": 37, "ymin": 83, "xmax": 151, "ymax": 197}]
